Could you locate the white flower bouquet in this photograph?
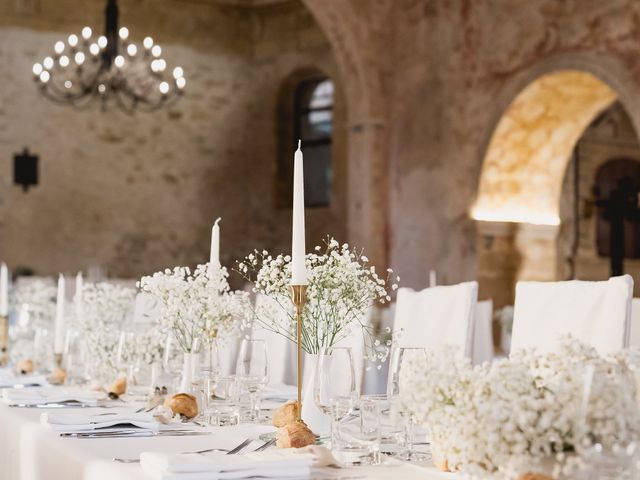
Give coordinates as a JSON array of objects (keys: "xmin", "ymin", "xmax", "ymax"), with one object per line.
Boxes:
[
  {"xmin": 138, "ymin": 263, "xmax": 251, "ymax": 353},
  {"xmin": 400, "ymin": 336, "xmax": 640, "ymax": 479},
  {"xmin": 72, "ymin": 282, "xmax": 137, "ymax": 383},
  {"xmin": 237, "ymin": 237, "xmax": 399, "ymax": 361}
]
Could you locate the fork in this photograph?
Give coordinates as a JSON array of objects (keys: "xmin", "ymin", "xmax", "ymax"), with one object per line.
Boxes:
[
  {"xmin": 252, "ymin": 438, "xmax": 276, "ymax": 452},
  {"xmin": 112, "ymin": 438, "xmax": 251, "ymax": 463}
]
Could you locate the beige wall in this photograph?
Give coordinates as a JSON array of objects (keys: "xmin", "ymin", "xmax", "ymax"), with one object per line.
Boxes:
[{"xmin": 0, "ymin": 1, "xmax": 346, "ymax": 280}]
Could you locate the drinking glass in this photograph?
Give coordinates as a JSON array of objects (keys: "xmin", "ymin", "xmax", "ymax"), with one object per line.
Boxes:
[
  {"xmin": 204, "ymin": 375, "xmax": 240, "ymax": 426},
  {"xmin": 33, "ymin": 328, "xmax": 53, "ymax": 373},
  {"xmin": 387, "ymin": 346, "xmax": 429, "ymax": 461},
  {"xmin": 163, "ymin": 334, "xmax": 184, "ymax": 392},
  {"xmin": 236, "ymin": 339, "xmax": 269, "ymax": 422},
  {"xmin": 314, "ymin": 347, "xmax": 357, "ymax": 448},
  {"xmin": 117, "ymin": 331, "xmax": 150, "ymax": 398},
  {"xmin": 572, "ymin": 363, "xmax": 639, "ymax": 479},
  {"xmin": 63, "ymin": 329, "xmax": 87, "ymax": 385}
]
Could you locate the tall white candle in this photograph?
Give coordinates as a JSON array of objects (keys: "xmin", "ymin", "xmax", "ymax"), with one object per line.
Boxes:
[
  {"xmin": 0, "ymin": 263, "xmax": 8, "ymax": 317},
  {"xmin": 54, "ymin": 274, "xmax": 66, "ymax": 354},
  {"xmin": 429, "ymin": 270, "xmax": 437, "ymax": 288},
  {"xmin": 210, "ymin": 217, "xmax": 221, "ymax": 267},
  {"xmin": 291, "ymin": 140, "xmax": 308, "ymax": 285},
  {"xmin": 75, "ymin": 271, "xmax": 83, "ymax": 322}
]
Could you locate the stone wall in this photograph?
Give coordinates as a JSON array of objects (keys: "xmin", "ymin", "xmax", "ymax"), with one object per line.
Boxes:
[{"xmin": 0, "ymin": 1, "xmax": 346, "ymax": 281}]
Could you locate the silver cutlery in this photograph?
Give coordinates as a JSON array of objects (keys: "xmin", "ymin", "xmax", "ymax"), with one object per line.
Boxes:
[
  {"xmin": 62, "ymin": 429, "xmax": 210, "ymax": 439},
  {"xmin": 226, "ymin": 438, "xmax": 252, "ymax": 455},
  {"xmin": 9, "ymin": 403, "xmax": 107, "ymax": 409},
  {"xmin": 111, "ymin": 437, "xmax": 253, "ymax": 463},
  {"xmin": 252, "ymin": 438, "xmax": 276, "ymax": 452}
]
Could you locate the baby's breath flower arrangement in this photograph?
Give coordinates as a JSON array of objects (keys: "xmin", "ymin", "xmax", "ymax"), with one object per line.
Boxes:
[
  {"xmin": 400, "ymin": 335, "xmax": 640, "ymax": 479},
  {"xmin": 237, "ymin": 237, "xmax": 399, "ymax": 363},
  {"xmin": 138, "ymin": 263, "xmax": 251, "ymax": 353},
  {"xmin": 72, "ymin": 282, "xmax": 137, "ymax": 384},
  {"xmin": 11, "ymin": 279, "xmax": 57, "ymax": 329}
]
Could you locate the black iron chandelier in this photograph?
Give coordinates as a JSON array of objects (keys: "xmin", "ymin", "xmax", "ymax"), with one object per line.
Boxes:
[{"xmin": 31, "ymin": 0, "xmax": 185, "ymax": 113}]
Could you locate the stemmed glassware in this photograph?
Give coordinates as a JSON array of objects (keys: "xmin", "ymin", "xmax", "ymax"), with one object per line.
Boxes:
[
  {"xmin": 162, "ymin": 334, "xmax": 184, "ymax": 392},
  {"xmin": 116, "ymin": 331, "xmax": 151, "ymax": 398},
  {"xmin": 314, "ymin": 347, "xmax": 357, "ymax": 447},
  {"xmin": 387, "ymin": 346, "xmax": 429, "ymax": 462},
  {"xmin": 236, "ymin": 339, "xmax": 269, "ymax": 422},
  {"xmin": 63, "ymin": 329, "xmax": 87, "ymax": 385}
]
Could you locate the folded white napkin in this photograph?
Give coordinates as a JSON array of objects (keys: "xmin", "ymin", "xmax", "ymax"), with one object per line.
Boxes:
[
  {"xmin": 140, "ymin": 448, "xmax": 325, "ymax": 480},
  {"xmin": 2, "ymin": 387, "xmax": 105, "ymax": 405},
  {"xmin": 0, "ymin": 371, "xmax": 46, "ymax": 388},
  {"xmin": 41, "ymin": 411, "xmax": 158, "ymax": 433}
]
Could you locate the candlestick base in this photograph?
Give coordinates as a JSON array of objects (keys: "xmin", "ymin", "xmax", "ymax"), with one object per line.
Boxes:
[
  {"xmin": 0, "ymin": 316, "xmax": 8, "ymax": 367},
  {"xmin": 54, "ymin": 353, "xmax": 63, "ymax": 369}
]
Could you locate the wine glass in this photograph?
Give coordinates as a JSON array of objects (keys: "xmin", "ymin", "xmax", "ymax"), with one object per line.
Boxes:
[
  {"xmin": 387, "ymin": 346, "xmax": 429, "ymax": 461},
  {"xmin": 163, "ymin": 333, "xmax": 183, "ymax": 392},
  {"xmin": 116, "ymin": 331, "xmax": 149, "ymax": 398},
  {"xmin": 572, "ymin": 363, "xmax": 639, "ymax": 479},
  {"xmin": 314, "ymin": 347, "xmax": 357, "ymax": 447},
  {"xmin": 63, "ymin": 329, "xmax": 87, "ymax": 385},
  {"xmin": 235, "ymin": 339, "xmax": 269, "ymax": 422}
]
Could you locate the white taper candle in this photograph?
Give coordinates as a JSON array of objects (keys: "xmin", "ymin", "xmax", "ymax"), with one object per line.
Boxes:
[
  {"xmin": 75, "ymin": 271, "xmax": 83, "ymax": 322},
  {"xmin": 0, "ymin": 263, "xmax": 7, "ymax": 317},
  {"xmin": 54, "ymin": 274, "xmax": 66, "ymax": 354},
  {"xmin": 210, "ymin": 217, "xmax": 221, "ymax": 268},
  {"xmin": 291, "ymin": 140, "xmax": 308, "ymax": 285}
]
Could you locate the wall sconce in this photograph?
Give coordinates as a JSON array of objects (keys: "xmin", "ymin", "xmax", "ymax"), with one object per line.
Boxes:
[{"xmin": 14, "ymin": 148, "xmax": 38, "ymax": 192}]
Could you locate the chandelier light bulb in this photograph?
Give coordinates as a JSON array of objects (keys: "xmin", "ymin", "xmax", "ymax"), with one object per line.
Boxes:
[
  {"xmin": 176, "ymin": 76, "xmax": 186, "ymax": 89},
  {"xmin": 75, "ymin": 52, "xmax": 85, "ymax": 65},
  {"xmin": 97, "ymin": 36, "xmax": 108, "ymax": 48},
  {"xmin": 32, "ymin": 63, "xmax": 43, "ymax": 76},
  {"xmin": 98, "ymin": 83, "xmax": 106, "ymax": 93},
  {"xmin": 143, "ymin": 37, "xmax": 153, "ymax": 49},
  {"xmin": 81, "ymin": 26, "xmax": 92, "ymax": 39},
  {"xmin": 172, "ymin": 66, "xmax": 183, "ymax": 79},
  {"xmin": 127, "ymin": 44, "xmax": 137, "ymax": 56},
  {"xmin": 119, "ymin": 27, "xmax": 129, "ymax": 40},
  {"xmin": 159, "ymin": 81, "xmax": 169, "ymax": 94},
  {"xmin": 59, "ymin": 55, "xmax": 70, "ymax": 67},
  {"xmin": 43, "ymin": 57, "xmax": 54, "ymax": 69},
  {"xmin": 64, "ymin": 80, "xmax": 73, "ymax": 89},
  {"xmin": 156, "ymin": 59, "xmax": 166, "ymax": 72},
  {"xmin": 89, "ymin": 43, "xmax": 100, "ymax": 56},
  {"xmin": 114, "ymin": 55, "xmax": 125, "ymax": 68},
  {"xmin": 151, "ymin": 45, "xmax": 161, "ymax": 57},
  {"xmin": 54, "ymin": 41, "xmax": 65, "ymax": 54},
  {"xmin": 68, "ymin": 34, "xmax": 79, "ymax": 47},
  {"xmin": 39, "ymin": 71, "xmax": 50, "ymax": 83}
]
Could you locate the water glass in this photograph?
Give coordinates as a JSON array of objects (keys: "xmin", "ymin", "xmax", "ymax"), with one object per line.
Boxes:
[
  {"xmin": 236, "ymin": 339, "xmax": 269, "ymax": 422},
  {"xmin": 387, "ymin": 347, "xmax": 430, "ymax": 462},
  {"xmin": 314, "ymin": 347, "xmax": 357, "ymax": 447},
  {"xmin": 204, "ymin": 375, "xmax": 240, "ymax": 426},
  {"xmin": 332, "ymin": 396, "xmax": 382, "ymax": 466},
  {"xmin": 63, "ymin": 329, "xmax": 87, "ymax": 385}
]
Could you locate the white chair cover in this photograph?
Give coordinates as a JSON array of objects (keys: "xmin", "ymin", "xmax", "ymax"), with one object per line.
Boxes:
[
  {"xmin": 511, "ymin": 275, "xmax": 634, "ymax": 354},
  {"xmin": 392, "ymin": 282, "xmax": 478, "ymax": 357},
  {"xmin": 472, "ymin": 300, "xmax": 494, "ymax": 364},
  {"xmin": 252, "ymin": 294, "xmax": 296, "ymax": 386},
  {"xmin": 628, "ymin": 298, "xmax": 640, "ymax": 347}
]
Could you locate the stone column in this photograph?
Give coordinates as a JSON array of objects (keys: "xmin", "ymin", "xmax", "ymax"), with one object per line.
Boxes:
[
  {"xmin": 514, "ymin": 223, "xmax": 560, "ymax": 282},
  {"xmin": 346, "ymin": 120, "xmax": 389, "ymax": 270}
]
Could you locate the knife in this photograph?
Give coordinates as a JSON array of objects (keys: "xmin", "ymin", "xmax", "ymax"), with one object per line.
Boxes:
[
  {"xmin": 8, "ymin": 403, "xmax": 106, "ymax": 408},
  {"xmin": 63, "ymin": 430, "xmax": 211, "ymax": 439}
]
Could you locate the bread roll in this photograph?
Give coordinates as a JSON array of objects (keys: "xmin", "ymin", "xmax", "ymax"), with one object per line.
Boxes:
[
  {"xmin": 276, "ymin": 422, "xmax": 315, "ymax": 448},
  {"xmin": 164, "ymin": 393, "xmax": 198, "ymax": 419}
]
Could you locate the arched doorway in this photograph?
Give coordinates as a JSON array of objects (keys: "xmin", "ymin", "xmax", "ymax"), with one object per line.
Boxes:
[{"xmin": 472, "ymin": 69, "xmax": 634, "ymax": 309}]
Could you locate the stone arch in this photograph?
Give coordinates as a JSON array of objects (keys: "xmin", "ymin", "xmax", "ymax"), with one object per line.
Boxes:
[{"xmin": 474, "ymin": 55, "xmax": 640, "ymax": 308}]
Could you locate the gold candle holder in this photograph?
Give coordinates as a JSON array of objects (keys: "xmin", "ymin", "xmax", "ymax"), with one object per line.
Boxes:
[
  {"xmin": 0, "ymin": 315, "xmax": 8, "ymax": 367},
  {"xmin": 290, "ymin": 284, "xmax": 307, "ymax": 422}
]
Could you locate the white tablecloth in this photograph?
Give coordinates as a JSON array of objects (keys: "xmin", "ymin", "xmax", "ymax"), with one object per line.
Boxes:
[{"xmin": 0, "ymin": 402, "xmax": 451, "ymax": 480}]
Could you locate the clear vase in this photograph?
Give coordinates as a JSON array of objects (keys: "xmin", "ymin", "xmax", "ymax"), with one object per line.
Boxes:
[
  {"xmin": 302, "ymin": 353, "xmax": 331, "ymax": 433},
  {"xmin": 179, "ymin": 352, "xmax": 200, "ymax": 393}
]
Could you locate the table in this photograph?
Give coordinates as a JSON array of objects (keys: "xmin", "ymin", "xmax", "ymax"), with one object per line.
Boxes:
[{"xmin": 0, "ymin": 401, "xmax": 451, "ymax": 480}]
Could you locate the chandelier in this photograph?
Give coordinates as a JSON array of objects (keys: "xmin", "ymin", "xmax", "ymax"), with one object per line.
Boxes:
[{"xmin": 31, "ymin": 0, "xmax": 185, "ymax": 113}]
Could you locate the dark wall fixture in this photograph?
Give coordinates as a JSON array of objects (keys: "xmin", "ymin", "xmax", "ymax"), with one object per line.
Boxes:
[{"xmin": 14, "ymin": 148, "xmax": 39, "ymax": 192}]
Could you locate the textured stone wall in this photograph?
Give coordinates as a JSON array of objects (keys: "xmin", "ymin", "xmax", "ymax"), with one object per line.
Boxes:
[{"xmin": 0, "ymin": 1, "xmax": 346, "ymax": 280}]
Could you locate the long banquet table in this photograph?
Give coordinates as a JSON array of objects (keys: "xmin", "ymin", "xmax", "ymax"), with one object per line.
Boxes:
[{"xmin": 0, "ymin": 400, "xmax": 451, "ymax": 480}]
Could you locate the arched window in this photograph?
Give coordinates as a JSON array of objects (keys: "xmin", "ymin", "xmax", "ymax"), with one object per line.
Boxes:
[{"xmin": 277, "ymin": 74, "xmax": 334, "ymax": 208}]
